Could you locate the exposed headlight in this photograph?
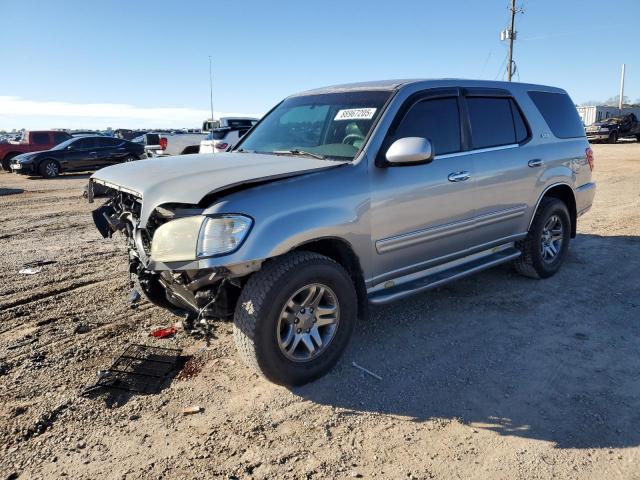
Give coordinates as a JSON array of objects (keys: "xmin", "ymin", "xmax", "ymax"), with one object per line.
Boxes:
[
  {"xmin": 150, "ymin": 216, "xmax": 204, "ymax": 262},
  {"xmin": 150, "ymin": 214, "xmax": 252, "ymax": 263},
  {"xmin": 197, "ymin": 215, "xmax": 252, "ymax": 257}
]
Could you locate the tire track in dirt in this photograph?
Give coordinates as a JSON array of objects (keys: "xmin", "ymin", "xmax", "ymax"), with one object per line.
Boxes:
[{"xmin": 0, "ymin": 277, "xmax": 114, "ymax": 312}]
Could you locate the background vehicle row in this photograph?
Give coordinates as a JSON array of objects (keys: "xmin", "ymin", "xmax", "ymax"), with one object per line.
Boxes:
[{"xmin": 10, "ymin": 135, "xmax": 144, "ymax": 178}]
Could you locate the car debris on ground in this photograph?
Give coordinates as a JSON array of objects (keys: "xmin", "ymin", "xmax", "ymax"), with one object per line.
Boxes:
[
  {"xmin": 181, "ymin": 405, "xmax": 204, "ymax": 415},
  {"xmin": 150, "ymin": 325, "xmax": 179, "ymax": 338}
]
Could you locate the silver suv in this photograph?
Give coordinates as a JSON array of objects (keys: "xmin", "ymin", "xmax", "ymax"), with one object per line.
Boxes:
[{"xmin": 89, "ymin": 79, "xmax": 596, "ymax": 385}]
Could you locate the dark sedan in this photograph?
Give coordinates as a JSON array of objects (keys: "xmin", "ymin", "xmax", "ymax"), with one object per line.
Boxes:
[{"xmin": 10, "ymin": 136, "xmax": 145, "ymax": 178}]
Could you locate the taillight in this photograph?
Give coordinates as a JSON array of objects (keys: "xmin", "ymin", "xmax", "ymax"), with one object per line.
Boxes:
[
  {"xmin": 215, "ymin": 142, "xmax": 229, "ymax": 150},
  {"xmin": 585, "ymin": 147, "xmax": 594, "ymax": 171},
  {"xmin": 159, "ymin": 137, "xmax": 167, "ymax": 150}
]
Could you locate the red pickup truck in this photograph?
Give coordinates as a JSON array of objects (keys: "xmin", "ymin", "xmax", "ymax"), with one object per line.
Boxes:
[{"xmin": 1, "ymin": 131, "xmax": 72, "ymax": 171}]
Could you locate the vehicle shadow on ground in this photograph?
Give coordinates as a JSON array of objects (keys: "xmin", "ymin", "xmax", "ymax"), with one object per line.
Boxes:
[
  {"xmin": 0, "ymin": 188, "xmax": 25, "ymax": 196},
  {"xmin": 296, "ymin": 233, "xmax": 640, "ymax": 449}
]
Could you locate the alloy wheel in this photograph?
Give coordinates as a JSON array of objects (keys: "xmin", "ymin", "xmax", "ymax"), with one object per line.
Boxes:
[
  {"xmin": 540, "ymin": 214, "xmax": 563, "ymax": 262},
  {"xmin": 46, "ymin": 162, "xmax": 59, "ymax": 177},
  {"xmin": 276, "ymin": 283, "xmax": 339, "ymax": 362}
]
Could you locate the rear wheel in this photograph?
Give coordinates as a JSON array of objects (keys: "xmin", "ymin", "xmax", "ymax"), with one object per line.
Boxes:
[
  {"xmin": 233, "ymin": 251, "xmax": 357, "ymax": 386},
  {"xmin": 608, "ymin": 131, "xmax": 618, "ymax": 144},
  {"xmin": 514, "ymin": 198, "xmax": 571, "ymax": 279},
  {"xmin": 39, "ymin": 159, "xmax": 60, "ymax": 178}
]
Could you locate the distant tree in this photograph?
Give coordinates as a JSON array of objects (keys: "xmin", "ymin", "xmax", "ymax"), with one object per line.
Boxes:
[
  {"xmin": 603, "ymin": 95, "xmax": 630, "ymax": 106},
  {"xmin": 580, "ymin": 100, "xmax": 602, "ymax": 107}
]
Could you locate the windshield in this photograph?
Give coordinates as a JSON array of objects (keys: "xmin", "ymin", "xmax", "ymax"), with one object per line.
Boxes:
[
  {"xmin": 235, "ymin": 90, "xmax": 392, "ymax": 160},
  {"xmin": 51, "ymin": 138, "xmax": 77, "ymax": 150}
]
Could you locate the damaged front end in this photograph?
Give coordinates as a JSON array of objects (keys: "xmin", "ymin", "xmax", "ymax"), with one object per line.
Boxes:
[{"xmin": 89, "ymin": 180, "xmax": 259, "ymax": 320}]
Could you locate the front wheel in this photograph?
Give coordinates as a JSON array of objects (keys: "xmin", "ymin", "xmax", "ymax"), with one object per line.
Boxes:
[
  {"xmin": 608, "ymin": 131, "xmax": 618, "ymax": 144},
  {"xmin": 233, "ymin": 251, "xmax": 357, "ymax": 386},
  {"xmin": 39, "ymin": 159, "xmax": 60, "ymax": 178},
  {"xmin": 514, "ymin": 198, "xmax": 571, "ymax": 279}
]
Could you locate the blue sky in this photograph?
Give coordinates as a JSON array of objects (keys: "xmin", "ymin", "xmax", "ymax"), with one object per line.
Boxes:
[{"xmin": 0, "ymin": 0, "xmax": 638, "ymax": 130}]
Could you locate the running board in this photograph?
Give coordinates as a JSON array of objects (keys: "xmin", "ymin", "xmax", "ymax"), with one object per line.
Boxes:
[{"xmin": 368, "ymin": 247, "xmax": 521, "ymax": 305}]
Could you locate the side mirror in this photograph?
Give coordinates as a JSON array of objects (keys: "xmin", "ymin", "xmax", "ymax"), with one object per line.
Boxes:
[
  {"xmin": 385, "ymin": 137, "xmax": 434, "ymax": 166},
  {"xmin": 67, "ymin": 145, "xmax": 75, "ymax": 150}
]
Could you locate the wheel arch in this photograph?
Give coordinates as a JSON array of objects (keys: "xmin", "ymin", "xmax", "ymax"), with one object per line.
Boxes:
[
  {"xmin": 292, "ymin": 236, "xmax": 368, "ymax": 320},
  {"xmin": 39, "ymin": 157, "xmax": 62, "ymax": 172},
  {"xmin": 530, "ymin": 183, "xmax": 577, "ymax": 238}
]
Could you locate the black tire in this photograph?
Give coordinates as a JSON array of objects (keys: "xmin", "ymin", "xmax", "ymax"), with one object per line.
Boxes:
[
  {"xmin": 608, "ymin": 131, "xmax": 618, "ymax": 144},
  {"xmin": 514, "ymin": 198, "xmax": 571, "ymax": 279},
  {"xmin": 39, "ymin": 159, "xmax": 60, "ymax": 178},
  {"xmin": 124, "ymin": 154, "xmax": 138, "ymax": 162},
  {"xmin": 2, "ymin": 153, "xmax": 18, "ymax": 171},
  {"xmin": 233, "ymin": 251, "xmax": 357, "ymax": 386},
  {"xmin": 636, "ymin": 134, "xmax": 640, "ymax": 143}
]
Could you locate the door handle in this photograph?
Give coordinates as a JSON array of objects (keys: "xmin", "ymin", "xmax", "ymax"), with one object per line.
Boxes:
[
  {"xmin": 448, "ymin": 171, "xmax": 471, "ymax": 182},
  {"xmin": 528, "ymin": 159, "xmax": 543, "ymax": 168}
]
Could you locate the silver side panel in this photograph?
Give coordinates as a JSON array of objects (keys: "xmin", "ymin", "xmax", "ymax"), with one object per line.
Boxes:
[{"xmin": 376, "ymin": 205, "xmax": 526, "ymax": 254}]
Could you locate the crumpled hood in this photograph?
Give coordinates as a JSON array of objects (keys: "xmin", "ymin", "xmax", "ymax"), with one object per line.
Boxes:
[{"xmin": 90, "ymin": 152, "xmax": 347, "ymax": 227}]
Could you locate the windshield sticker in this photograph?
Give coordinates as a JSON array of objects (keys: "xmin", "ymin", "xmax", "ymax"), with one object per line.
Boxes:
[{"xmin": 334, "ymin": 108, "xmax": 377, "ymax": 121}]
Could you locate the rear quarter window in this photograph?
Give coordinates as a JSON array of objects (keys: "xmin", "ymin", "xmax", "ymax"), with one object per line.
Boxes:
[{"xmin": 528, "ymin": 91, "xmax": 585, "ymax": 139}]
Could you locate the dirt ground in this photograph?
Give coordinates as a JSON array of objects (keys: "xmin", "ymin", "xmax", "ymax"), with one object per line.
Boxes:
[{"xmin": 0, "ymin": 143, "xmax": 639, "ymax": 480}]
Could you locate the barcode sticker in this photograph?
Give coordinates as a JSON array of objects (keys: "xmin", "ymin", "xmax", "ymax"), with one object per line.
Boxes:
[{"xmin": 334, "ymin": 108, "xmax": 377, "ymax": 121}]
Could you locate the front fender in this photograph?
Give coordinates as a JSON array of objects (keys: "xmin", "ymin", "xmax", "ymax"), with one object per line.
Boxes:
[{"xmin": 153, "ymin": 161, "xmax": 372, "ymax": 275}]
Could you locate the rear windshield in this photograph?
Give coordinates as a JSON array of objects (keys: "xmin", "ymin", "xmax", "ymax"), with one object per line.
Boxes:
[
  {"xmin": 225, "ymin": 119, "xmax": 256, "ymax": 128},
  {"xmin": 528, "ymin": 91, "xmax": 585, "ymax": 139},
  {"xmin": 207, "ymin": 129, "xmax": 230, "ymax": 140}
]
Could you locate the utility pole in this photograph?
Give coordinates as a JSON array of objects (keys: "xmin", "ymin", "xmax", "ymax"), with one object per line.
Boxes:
[
  {"xmin": 208, "ymin": 56, "xmax": 215, "ymax": 132},
  {"xmin": 507, "ymin": 0, "xmax": 516, "ymax": 81},
  {"xmin": 500, "ymin": 0, "xmax": 523, "ymax": 81},
  {"xmin": 619, "ymin": 63, "xmax": 626, "ymax": 110}
]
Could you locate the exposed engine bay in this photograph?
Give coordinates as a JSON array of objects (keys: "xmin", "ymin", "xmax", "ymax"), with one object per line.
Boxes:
[{"xmin": 91, "ymin": 186, "xmax": 249, "ymax": 321}]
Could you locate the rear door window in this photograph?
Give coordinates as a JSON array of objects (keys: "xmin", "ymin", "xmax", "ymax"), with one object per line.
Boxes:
[
  {"xmin": 394, "ymin": 97, "xmax": 461, "ymax": 155},
  {"xmin": 73, "ymin": 138, "xmax": 96, "ymax": 150},
  {"xmin": 97, "ymin": 137, "xmax": 121, "ymax": 148},
  {"xmin": 467, "ymin": 97, "xmax": 513, "ymax": 149},
  {"xmin": 32, "ymin": 132, "xmax": 50, "ymax": 145},
  {"xmin": 466, "ymin": 97, "xmax": 530, "ymax": 148},
  {"xmin": 528, "ymin": 91, "xmax": 585, "ymax": 138}
]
